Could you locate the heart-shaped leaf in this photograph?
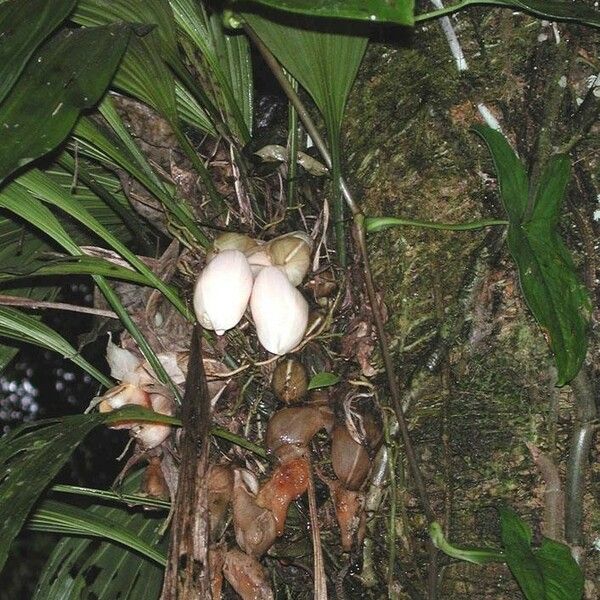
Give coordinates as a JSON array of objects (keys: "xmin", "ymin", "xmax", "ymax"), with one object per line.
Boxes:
[{"xmin": 473, "ymin": 125, "xmax": 590, "ymax": 385}]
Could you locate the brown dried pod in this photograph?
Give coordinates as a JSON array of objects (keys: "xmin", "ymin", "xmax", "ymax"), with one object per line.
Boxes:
[
  {"xmin": 271, "ymin": 358, "xmax": 308, "ymax": 404},
  {"xmin": 232, "ymin": 468, "xmax": 277, "ymax": 557},
  {"xmin": 265, "ymin": 231, "xmax": 312, "ymax": 286},
  {"xmin": 223, "ymin": 548, "xmax": 274, "ymax": 600},
  {"xmin": 331, "ymin": 423, "xmax": 372, "ymax": 491},
  {"xmin": 256, "ymin": 456, "xmax": 310, "ymax": 536},
  {"xmin": 208, "ymin": 464, "xmax": 234, "ymax": 536},
  {"xmin": 141, "ymin": 456, "xmax": 169, "ymax": 500},
  {"xmin": 306, "ymin": 270, "xmax": 337, "ymax": 305},
  {"xmin": 209, "ymin": 543, "xmax": 226, "ymax": 599},
  {"xmin": 327, "ymin": 479, "xmax": 366, "ymax": 552},
  {"xmin": 266, "ymin": 404, "xmax": 334, "ymax": 458}
]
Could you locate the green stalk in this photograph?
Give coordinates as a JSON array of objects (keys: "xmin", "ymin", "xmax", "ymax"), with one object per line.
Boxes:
[
  {"xmin": 366, "ymin": 216, "xmax": 508, "ymax": 232},
  {"xmin": 287, "ymin": 72, "xmax": 300, "ymax": 208},
  {"xmin": 329, "ymin": 128, "xmax": 346, "ymax": 265}
]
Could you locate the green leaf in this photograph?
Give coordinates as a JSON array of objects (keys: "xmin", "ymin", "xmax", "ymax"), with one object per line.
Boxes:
[
  {"xmin": 472, "ymin": 125, "xmax": 529, "ymax": 222},
  {"xmin": 0, "ymin": 0, "xmax": 76, "ymax": 104},
  {"xmin": 429, "ymin": 522, "xmax": 504, "ymax": 565},
  {"xmin": 171, "ymin": 0, "xmax": 252, "ymax": 141},
  {"xmin": 416, "ymin": 0, "xmax": 600, "ymax": 29},
  {"xmin": 28, "ymin": 500, "xmax": 166, "ymax": 566},
  {"xmin": 35, "ymin": 472, "xmax": 166, "ymax": 600},
  {"xmin": 233, "ymin": 0, "xmax": 415, "ymax": 25},
  {"xmin": 510, "ymin": 0, "xmax": 600, "ymax": 28},
  {"xmin": 73, "ymin": 0, "xmax": 181, "ymax": 67},
  {"xmin": 244, "ymin": 11, "xmax": 367, "ymax": 263},
  {"xmin": 0, "ymin": 180, "xmax": 184, "ymax": 396},
  {"xmin": 473, "ymin": 126, "xmax": 590, "ymax": 385},
  {"xmin": 0, "ymin": 406, "xmax": 173, "ymax": 572},
  {"xmin": 16, "ymin": 169, "xmax": 190, "ymax": 319},
  {"xmin": 0, "ymin": 255, "xmax": 152, "ymax": 286},
  {"xmin": 500, "ymin": 508, "xmax": 583, "ymax": 600},
  {"xmin": 307, "ymin": 372, "xmax": 340, "ymax": 390},
  {"xmin": 0, "ymin": 305, "xmax": 112, "ymax": 387},
  {"xmin": 0, "ymin": 24, "xmax": 132, "ymax": 183}
]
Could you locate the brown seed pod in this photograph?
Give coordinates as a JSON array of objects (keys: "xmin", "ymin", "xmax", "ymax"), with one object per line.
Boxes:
[
  {"xmin": 208, "ymin": 464, "xmax": 234, "ymax": 536},
  {"xmin": 331, "ymin": 423, "xmax": 372, "ymax": 491},
  {"xmin": 266, "ymin": 404, "xmax": 334, "ymax": 458},
  {"xmin": 223, "ymin": 548, "xmax": 274, "ymax": 600},
  {"xmin": 256, "ymin": 456, "xmax": 310, "ymax": 535},
  {"xmin": 271, "ymin": 358, "xmax": 308, "ymax": 404},
  {"xmin": 141, "ymin": 457, "xmax": 169, "ymax": 500},
  {"xmin": 232, "ymin": 468, "xmax": 278, "ymax": 558},
  {"xmin": 327, "ymin": 479, "xmax": 366, "ymax": 552}
]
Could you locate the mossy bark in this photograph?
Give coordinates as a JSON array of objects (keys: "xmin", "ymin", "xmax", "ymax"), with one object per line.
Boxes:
[{"xmin": 344, "ymin": 9, "xmax": 599, "ymax": 599}]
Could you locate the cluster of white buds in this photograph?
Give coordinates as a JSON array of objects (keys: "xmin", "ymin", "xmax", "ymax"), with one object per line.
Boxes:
[{"xmin": 193, "ymin": 231, "xmax": 312, "ymax": 355}]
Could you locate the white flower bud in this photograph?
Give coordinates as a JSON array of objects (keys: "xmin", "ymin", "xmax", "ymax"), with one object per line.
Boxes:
[
  {"xmin": 133, "ymin": 393, "xmax": 173, "ymax": 449},
  {"xmin": 193, "ymin": 250, "xmax": 253, "ymax": 335},
  {"xmin": 250, "ymin": 267, "xmax": 308, "ymax": 355}
]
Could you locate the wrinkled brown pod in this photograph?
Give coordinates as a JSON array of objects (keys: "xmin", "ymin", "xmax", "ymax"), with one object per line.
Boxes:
[
  {"xmin": 141, "ymin": 456, "xmax": 169, "ymax": 500},
  {"xmin": 209, "ymin": 543, "xmax": 226, "ymax": 599},
  {"xmin": 266, "ymin": 404, "xmax": 334, "ymax": 458},
  {"xmin": 330, "ymin": 423, "xmax": 372, "ymax": 491},
  {"xmin": 232, "ymin": 468, "xmax": 277, "ymax": 557},
  {"xmin": 327, "ymin": 479, "xmax": 366, "ymax": 552},
  {"xmin": 256, "ymin": 456, "xmax": 310, "ymax": 535},
  {"xmin": 208, "ymin": 464, "xmax": 234, "ymax": 536},
  {"xmin": 271, "ymin": 358, "xmax": 308, "ymax": 404},
  {"xmin": 223, "ymin": 548, "xmax": 274, "ymax": 600}
]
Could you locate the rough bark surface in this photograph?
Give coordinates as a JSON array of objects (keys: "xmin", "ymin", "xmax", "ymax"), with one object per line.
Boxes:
[{"xmin": 344, "ymin": 8, "xmax": 599, "ymax": 599}]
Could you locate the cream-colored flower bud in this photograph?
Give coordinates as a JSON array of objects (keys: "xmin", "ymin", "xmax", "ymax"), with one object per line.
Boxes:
[
  {"xmin": 250, "ymin": 267, "xmax": 308, "ymax": 355},
  {"xmin": 132, "ymin": 393, "xmax": 173, "ymax": 449},
  {"xmin": 244, "ymin": 243, "xmax": 272, "ymax": 277},
  {"xmin": 98, "ymin": 383, "xmax": 151, "ymax": 413},
  {"xmin": 266, "ymin": 231, "xmax": 312, "ymax": 286},
  {"xmin": 207, "ymin": 232, "xmax": 257, "ymax": 263},
  {"xmin": 193, "ymin": 250, "xmax": 253, "ymax": 335}
]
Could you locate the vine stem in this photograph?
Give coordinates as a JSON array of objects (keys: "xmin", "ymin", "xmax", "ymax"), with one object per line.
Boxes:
[{"xmin": 247, "ymin": 25, "xmax": 439, "ymax": 596}]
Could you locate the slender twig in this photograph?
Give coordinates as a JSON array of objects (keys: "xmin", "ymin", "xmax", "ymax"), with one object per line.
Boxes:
[
  {"xmin": 0, "ymin": 294, "xmax": 118, "ymax": 319},
  {"xmin": 307, "ymin": 459, "xmax": 328, "ymax": 600}
]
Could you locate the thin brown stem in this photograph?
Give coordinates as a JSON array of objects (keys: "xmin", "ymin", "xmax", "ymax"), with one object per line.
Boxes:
[
  {"xmin": 307, "ymin": 461, "xmax": 328, "ymax": 600},
  {"xmin": 0, "ymin": 294, "xmax": 118, "ymax": 319}
]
